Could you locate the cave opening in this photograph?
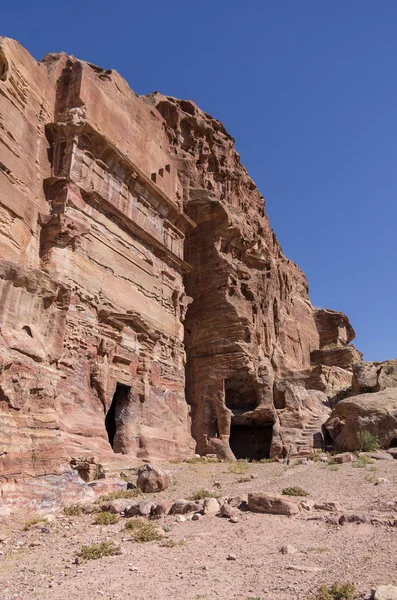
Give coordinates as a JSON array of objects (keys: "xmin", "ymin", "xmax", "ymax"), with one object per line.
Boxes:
[
  {"xmin": 229, "ymin": 424, "xmax": 273, "ymax": 461},
  {"xmin": 388, "ymin": 438, "xmax": 397, "ymax": 448},
  {"xmin": 105, "ymin": 383, "xmax": 130, "ymax": 450}
]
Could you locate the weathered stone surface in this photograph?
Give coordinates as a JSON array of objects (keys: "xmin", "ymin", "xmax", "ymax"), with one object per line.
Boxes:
[
  {"xmin": 137, "ymin": 464, "xmax": 170, "ymax": 493},
  {"xmin": 247, "ymin": 492, "xmax": 299, "ymax": 516},
  {"xmin": 353, "ymin": 359, "xmax": 397, "ymax": 394},
  {"xmin": 324, "ymin": 389, "xmax": 397, "ymax": 450},
  {"xmin": 372, "ymin": 586, "xmax": 397, "ymax": 600},
  {"xmin": 1, "ymin": 37, "xmax": 395, "ymax": 513}
]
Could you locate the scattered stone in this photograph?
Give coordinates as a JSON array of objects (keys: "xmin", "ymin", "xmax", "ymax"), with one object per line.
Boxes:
[
  {"xmin": 102, "ymin": 498, "xmax": 133, "ymax": 514},
  {"xmin": 372, "ymin": 585, "xmax": 397, "ymax": 600},
  {"xmin": 286, "ymin": 565, "xmax": 323, "ymax": 573},
  {"xmin": 137, "ymin": 464, "xmax": 170, "ymax": 493},
  {"xmin": 125, "ymin": 501, "xmax": 154, "ymax": 517},
  {"xmin": 248, "ymin": 493, "xmax": 299, "ymax": 516},
  {"xmin": 226, "ymin": 554, "xmax": 237, "ymax": 561},
  {"xmin": 333, "ymin": 453, "xmax": 355, "ymax": 463},
  {"xmin": 227, "ymin": 496, "xmax": 246, "ymax": 508},
  {"xmin": 387, "ymin": 449, "xmax": 397, "ymax": 459},
  {"xmin": 324, "ymin": 515, "xmax": 340, "ymax": 526},
  {"xmin": 170, "ymin": 500, "xmax": 201, "ymax": 515},
  {"xmin": 300, "ymin": 499, "xmax": 315, "ymax": 511},
  {"xmin": 220, "ymin": 504, "xmax": 237, "ymax": 519},
  {"xmin": 375, "ymin": 477, "xmax": 391, "ymax": 485},
  {"xmin": 280, "ymin": 544, "xmax": 298, "ymax": 555},
  {"xmin": 175, "ymin": 515, "xmax": 186, "ymax": 523},
  {"xmin": 365, "ymin": 452, "xmax": 394, "ymax": 461},
  {"xmin": 203, "ymin": 497, "xmax": 220, "ymax": 515},
  {"xmin": 153, "ymin": 500, "xmax": 173, "ymax": 516},
  {"xmin": 339, "ymin": 513, "xmax": 367, "ymax": 525},
  {"xmin": 229, "ymin": 515, "xmax": 240, "ymax": 523},
  {"xmin": 192, "ymin": 513, "xmax": 202, "ymax": 521},
  {"xmin": 314, "ymin": 501, "xmax": 341, "ymax": 512}
]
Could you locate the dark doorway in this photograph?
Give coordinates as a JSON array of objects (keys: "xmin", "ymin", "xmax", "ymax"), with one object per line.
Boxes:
[
  {"xmin": 389, "ymin": 438, "xmax": 397, "ymax": 448},
  {"xmin": 229, "ymin": 425, "xmax": 273, "ymax": 461},
  {"xmin": 105, "ymin": 383, "xmax": 130, "ymax": 450}
]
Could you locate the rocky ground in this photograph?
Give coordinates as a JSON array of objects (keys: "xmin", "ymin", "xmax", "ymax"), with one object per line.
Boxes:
[{"xmin": 1, "ymin": 455, "xmax": 397, "ymax": 600}]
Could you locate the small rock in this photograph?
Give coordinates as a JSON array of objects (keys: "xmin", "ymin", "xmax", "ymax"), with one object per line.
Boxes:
[
  {"xmin": 226, "ymin": 554, "xmax": 237, "ymax": 561},
  {"xmin": 286, "ymin": 565, "xmax": 323, "ymax": 573},
  {"xmin": 192, "ymin": 513, "xmax": 202, "ymax": 521},
  {"xmin": 213, "ymin": 481, "xmax": 222, "ymax": 488},
  {"xmin": 203, "ymin": 497, "xmax": 220, "ymax": 515},
  {"xmin": 153, "ymin": 500, "xmax": 173, "ymax": 516},
  {"xmin": 280, "ymin": 544, "xmax": 298, "ymax": 555},
  {"xmin": 314, "ymin": 501, "xmax": 341, "ymax": 513},
  {"xmin": 170, "ymin": 500, "xmax": 201, "ymax": 515},
  {"xmin": 220, "ymin": 504, "xmax": 237, "ymax": 519},
  {"xmin": 74, "ymin": 557, "xmax": 82, "ymax": 565},
  {"xmin": 102, "ymin": 498, "xmax": 133, "ymax": 514},
  {"xmin": 332, "ymin": 453, "xmax": 355, "ymax": 464},
  {"xmin": 229, "ymin": 515, "xmax": 240, "ymax": 523},
  {"xmin": 248, "ymin": 493, "xmax": 299, "ymax": 516},
  {"xmin": 365, "ymin": 452, "xmax": 394, "ymax": 461},
  {"xmin": 375, "ymin": 478, "xmax": 391, "ymax": 485},
  {"xmin": 175, "ymin": 515, "xmax": 186, "ymax": 523},
  {"xmin": 339, "ymin": 513, "xmax": 367, "ymax": 525},
  {"xmin": 300, "ymin": 499, "xmax": 315, "ymax": 511}
]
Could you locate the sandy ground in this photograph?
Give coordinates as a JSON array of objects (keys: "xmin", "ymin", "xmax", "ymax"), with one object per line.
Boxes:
[{"xmin": 1, "ymin": 457, "xmax": 397, "ymax": 600}]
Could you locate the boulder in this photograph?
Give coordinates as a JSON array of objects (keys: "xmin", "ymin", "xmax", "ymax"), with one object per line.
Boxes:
[
  {"xmin": 203, "ymin": 497, "xmax": 220, "ymax": 515},
  {"xmin": 170, "ymin": 500, "xmax": 201, "ymax": 515},
  {"xmin": 332, "ymin": 453, "xmax": 355, "ymax": 464},
  {"xmin": 324, "ymin": 389, "xmax": 397, "ymax": 450},
  {"xmin": 314, "ymin": 501, "xmax": 341, "ymax": 513},
  {"xmin": 372, "ymin": 586, "xmax": 397, "ymax": 600},
  {"xmin": 247, "ymin": 493, "xmax": 299, "ymax": 516},
  {"xmin": 137, "ymin": 464, "xmax": 170, "ymax": 493},
  {"xmin": 87, "ymin": 478, "xmax": 128, "ymax": 498}
]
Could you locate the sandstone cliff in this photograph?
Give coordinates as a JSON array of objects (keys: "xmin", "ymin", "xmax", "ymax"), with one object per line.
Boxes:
[{"xmin": 0, "ymin": 38, "xmax": 380, "ymax": 513}]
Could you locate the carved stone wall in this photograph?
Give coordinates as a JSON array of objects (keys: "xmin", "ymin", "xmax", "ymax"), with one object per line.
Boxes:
[{"xmin": 0, "ymin": 38, "xmax": 374, "ymax": 513}]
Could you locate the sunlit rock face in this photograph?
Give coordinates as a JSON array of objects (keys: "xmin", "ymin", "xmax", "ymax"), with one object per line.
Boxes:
[{"xmin": 0, "ymin": 38, "xmax": 363, "ymax": 511}]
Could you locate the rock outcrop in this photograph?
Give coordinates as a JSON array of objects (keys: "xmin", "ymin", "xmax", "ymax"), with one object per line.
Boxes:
[
  {"xmin": 0, "ymin": 38, "xmax": 394, "ymax": 513},
  {"xmin": 324, "ymin": 389, "xmax": 397, "ymax": 451}
]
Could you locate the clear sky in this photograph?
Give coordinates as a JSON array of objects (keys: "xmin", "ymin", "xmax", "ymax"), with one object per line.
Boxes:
[{"xmin": 2, "ymin": 1, "xmax": 396, "ymax": 361}]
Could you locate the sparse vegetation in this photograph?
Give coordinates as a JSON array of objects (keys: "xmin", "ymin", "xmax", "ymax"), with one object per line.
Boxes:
[
  {"xmin": 125, "ymin": 519, "xmax": 162, "ymax": 542},
  {"xmin": 186, "ymin": 456, "xmax": 219, "ymax": 464},
  {"xmin": 189, "ymin": 489, "xmax": 220, "ymax": 500},
  {"xmin": 229, "ymin": 459, "xmax": 249, "ymax": 474},
  {"xmin": 328, "ymin": 464, "xmax": 339, "ymax": 471},
  {"xmin": 357, "ymin": 431, "xmax": 380, "ymax": 452},
  {"xmin": 365, "ymin": 473, "xmax": 377, "ymax": 483},
  {"xmin": 22, "ymin": 518, "xmax": 48, "ymax": 531},
  {"xmin": 96, "ymin": 488, "xmax": 141, "ymax": 503},
  {"xmin": 237, "ymin": 476, "xmax": 251, "ymax": 483},
  {"xmin": 160, "ymin": 538, "xmax": 185, "ymax": 548},
  {"xmin": 78, "ymin": 541, "xmax": 119, "ymax": 561},
  {"xmin": 309, "ymin": 582, "xmax": 357, "ymax": 600},
  {"xmin": 352, "ymin": 454, "xmax": 376, "ymax": 468},
  {"xmin": 282, "ymin": 486, "xmax": 309, "ymax": 497},
  {"xmin": 64, "ymin": 504, "xmax": 87, "ymax": 516},
  {"xmin": 258, "ymin": 457, "xmax": 272, "ymax": 464},
  {"xmin": 94, "ymin": 511, "xmax": 119, "ymax": 525},
  {"xmin": 309, "ymin": 449, "xmax": 323, "ymax": 462}
]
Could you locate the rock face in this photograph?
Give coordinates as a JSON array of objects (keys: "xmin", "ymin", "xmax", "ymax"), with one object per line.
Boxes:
[
  {"xmin": 0, "ymin": 38, "xmax": 394, "ymax": 513},
  {"xmin": 324, "ymin": 389, "xmax": 397, "ymax": 451}
]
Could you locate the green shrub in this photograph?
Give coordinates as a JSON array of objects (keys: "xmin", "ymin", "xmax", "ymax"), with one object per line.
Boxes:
[
  {"xmin": 97, "ymin": 488, "xmax": 141, "ymax": 503},
  {"xmin": 352, "ymin": 454, "xmax": 376, "ymax": 468},
  {"xmin": 78, "ymin": 541, "xmax": 119, "ymax": 560},
  {"xmin": 281, "ymin": 486, "xmax": 309, "ymax": 497},
  {"xmin": 229, "ymin": 459, "xmax": 248, "ymax": 474},
  {"xmin": 309, "ymin": 583, "xmax": 357, "ymax": 600},
  {"xmin": 357, "ymin": 431, "xmax": 379, "ymax": 452},
  {"xmin": 125, "ymin": 519, "xmax": 162, "ymax": 542},
  {"xmin": 94, "ymin": 511, "xmax": 119, "ymax": 525},
  {"xmin": 189, "ymin": 489, "xmax": 220, "ymax": 501},
  {"xmin": 64, "ymin": 504, "xmax": 87, "ymax": 516},
  {"xmin": 328, "ymin": 464, "xmax": 339, "ymax": 471},
  {"xmin": 22, "ymin": 518, "xmax": 48, "ymax": 531}
]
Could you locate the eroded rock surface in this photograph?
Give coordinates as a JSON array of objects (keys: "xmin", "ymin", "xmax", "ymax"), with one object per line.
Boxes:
[{"xmin": 0, "ymin": 37, "xmax": 394, "ymax": 513}]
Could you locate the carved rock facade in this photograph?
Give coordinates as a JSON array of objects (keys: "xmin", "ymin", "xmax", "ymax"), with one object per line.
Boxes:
[{"xmin": 0, "ymin": 38, "xmax": 383, "ymax": 512}]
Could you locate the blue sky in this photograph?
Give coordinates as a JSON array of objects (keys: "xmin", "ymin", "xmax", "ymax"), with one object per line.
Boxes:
[{"xmin": 2, "ymin": 1, "xmax": 396, "ymax": 361}]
